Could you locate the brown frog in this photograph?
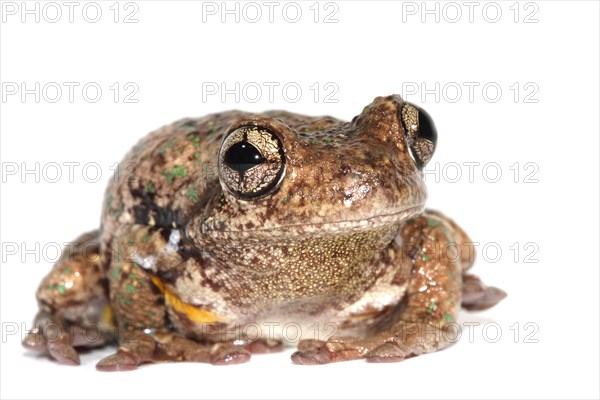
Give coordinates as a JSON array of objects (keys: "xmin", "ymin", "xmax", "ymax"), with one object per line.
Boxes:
[{"xmin": 23, "ymin": 95, "xmax": 506, "ymax": 370}]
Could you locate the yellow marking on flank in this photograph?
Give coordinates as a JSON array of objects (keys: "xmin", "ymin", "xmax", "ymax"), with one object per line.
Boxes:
[
  {"xmin": 150, "ymin": 275, "xmax": 222, "ymax": 323},
  {"xmin": 102, "ymin": 305, "xmax": 115, "ymax": 329}
]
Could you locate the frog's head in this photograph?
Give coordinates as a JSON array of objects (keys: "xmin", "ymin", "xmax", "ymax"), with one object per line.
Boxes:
[
  {"xmin": 193, "ymin": 95, "xmax": 438, "ymax": 308},
  {"xmin": 203, "ymin": 95, "xmax": 437, "ymax": 237}
]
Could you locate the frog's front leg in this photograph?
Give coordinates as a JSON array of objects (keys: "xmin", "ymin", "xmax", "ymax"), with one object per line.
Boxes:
[
  {"xmin": 292, "ymin": 211, "xmax": 496, "ymax": 364},
  {"xmin": 95, "ymin": 224, "xmax": 260, "ymax": 371}
]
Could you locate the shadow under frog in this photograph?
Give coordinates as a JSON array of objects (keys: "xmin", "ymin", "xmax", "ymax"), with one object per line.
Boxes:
[{"xmin": 23, "ymin": 95, "xmax": 506, "ymax": 370}]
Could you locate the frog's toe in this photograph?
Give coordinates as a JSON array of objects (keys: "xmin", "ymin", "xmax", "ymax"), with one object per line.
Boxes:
[
  {"xmin": 96, "ymin": 351, "xmax": 139, "ymax": 372},
  {"xmin": 245, "ymin": 339, "xmax": 283, "ymax": 354},
  {"xmin": 462, "ymin": 286, "xmax": 507, "ymax": 311},
  {"xmin": 210, "ymin": 347, "xmax": 251, "ymax": 365},
  {"xmin": 291, "ymin": 348, "xmax": 333, "ymax": 365},
  {"xmin": 462, "ymin": 274, "xmax": 507, "ymax": 311},
  {"xmin": 296, "ymin": 339, "xmax": 326, "ymax": 352},
  {"xmin": 22, "ymin": 330, "xmax": 47, "ymax": 352},
  {"xmin": 365, "ymin": 342, "xmax": 406, "ymax": 363},
  {"xmin": 291, "ymin": 340, "xmax": 334, "ymax": 365},
  {"xmin": 48, "ymin": 342, "xmax": 80, "ymax": 365}
]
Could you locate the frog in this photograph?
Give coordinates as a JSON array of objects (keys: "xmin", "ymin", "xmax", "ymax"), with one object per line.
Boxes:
[{"xmin": 23, "ymin": 95, "xmax": 506, "ymax": 370}]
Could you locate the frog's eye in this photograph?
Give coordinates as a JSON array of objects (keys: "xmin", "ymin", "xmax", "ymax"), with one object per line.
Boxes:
[
  {"xmin": 400, "ymin": 103, "xmax": 438, "ymax": 169},
  {"xmin": 218, "ymin": 126, "xmax": 286, "ymax": 199}
]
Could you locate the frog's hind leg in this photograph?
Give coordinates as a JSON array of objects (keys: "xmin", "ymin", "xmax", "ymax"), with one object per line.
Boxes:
[
  {"xmin": 22, "ymin": 230, "xmax": 113, "ymax": 365},
  {"xmin": 424, "ymin": 209, "xmax": 507, "ymax": 310}
]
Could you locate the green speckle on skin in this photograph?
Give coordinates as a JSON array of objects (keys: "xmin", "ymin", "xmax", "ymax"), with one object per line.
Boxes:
[
  {"xmin": 282, "ymin": 197, "xmax": 290, "ymax": 204},
  {"xmin": 421, "ymin": 253, "xmax": 431, "ymax": 261},
  {"xmin": 118, "ymin": 294, "xmax": 132, "ymax": 305},
  {"xmin": 426, "ymin": 300, "xmax": 437, "ymax": 315},
  {"xmin": 427, "ymin": 219, "xmax": 441, "ymax": 227},
  {"xmin": 112, "ymin": 267, "xmax": 121, "ymax": 280},
  {"xmin": 142, "ymin": 234, "xmax": 151, "ymax": 243},
  {"xmin": 193, "ymin": 151, "xmax": 201, "ymax": 164},
  {"xmin": 353, "ymin": 173, "xmax": 362, "ymax": 180},
  {"xmin": 162, "ymin": 165, "xmax": 187, "ymax": 183},
  {"xmin": 57, "ymin": 284, "xmax": 66, "ymax": 294},
  {"xmin": 186, "ymin": 186, "xmax": 199, "ymax": 203},
  {"xmin": 310, "ymin": 138, "xmax": 318, "ymax": 145},
  {"xmin": 129, "ymin": 273, "xmax": 138, "ymax": 281},
  {"xmin": 106, "ymin": 194, "xmax": 113, "ymax": 208},
  {"xmin": 304, "ymin": 127, "xmax": 310, "ymax": 132},
  {"xmin": 144, "ymin": 182, "xmax": 156, "ymax": 194},
  {"xmin": 62, "ymin": 267, "xmax": 72, "ymax": 275},
  {"xmin": 443, "ymin": 313, "xmax": 454, "ymax": 322},
  {"xmin": 126, "ymin": 283, "xmax": 136, "ymax": 293},
  {"xmin": 187, "ymin": 133, "xmax": 201, "ymax": 148},
  {"xmin": 323, "ymin": 137, "xmax": 333, "ymax": 144},
  {"xmin": 113, "ymin": 203, "xmax": 125, "ymax": 218},
  {"xmin": 158, "ymin": 140, "xmax": 174, "ymax": 154},
  {"xmin": 127, "ymin": 238, "xmax": 135, "ymax": 245}
]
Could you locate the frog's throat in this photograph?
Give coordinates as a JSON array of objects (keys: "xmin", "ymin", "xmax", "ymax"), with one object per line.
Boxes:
[{"xmin": 150, "ymin": 275, "xmax": 224, "ymax": 323}]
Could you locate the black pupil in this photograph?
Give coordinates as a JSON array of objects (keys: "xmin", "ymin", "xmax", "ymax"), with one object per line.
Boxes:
[
  {"xmin": 224, "ymin": 141, "xmax": 265, "ymax": 173},
  {"xmin": 417, "ymin": 107, "xmax": 438, "ymax": 144}
]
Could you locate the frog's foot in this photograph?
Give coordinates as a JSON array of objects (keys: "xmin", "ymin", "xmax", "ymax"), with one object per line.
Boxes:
[
  {"xmin": 244, "ymin": 339, "xmax": 283, "ymax": 354},
  {"xmin": 22, "ymin": 310, "xmax": 108, "ymax": 365},
  {"xmin": 292, "ymin": 322, "xmax": 456, "ymax": 365},
  {"xmin": 96, "ymin": 331, "xmax": 253, "ymax": 371},
  {"xmin": 461, "ymin": 274, "xmax": 507, "ymax": 311}
]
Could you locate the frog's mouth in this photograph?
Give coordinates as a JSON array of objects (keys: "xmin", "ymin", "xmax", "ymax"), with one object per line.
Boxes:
[{"xmin": 202, "ymin": 205, "xmax": 424, "ymax": 237}]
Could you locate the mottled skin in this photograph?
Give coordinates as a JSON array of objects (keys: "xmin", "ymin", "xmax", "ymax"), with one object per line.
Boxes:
[{"xmin": 24, "ymin": 95, "xmax": 505, "ymax": 370}]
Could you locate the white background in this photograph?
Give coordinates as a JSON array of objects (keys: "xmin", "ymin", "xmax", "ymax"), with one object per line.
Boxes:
[{"xmin": 1, "ymin": 1, "xmax": 599, "ymax": 399}]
